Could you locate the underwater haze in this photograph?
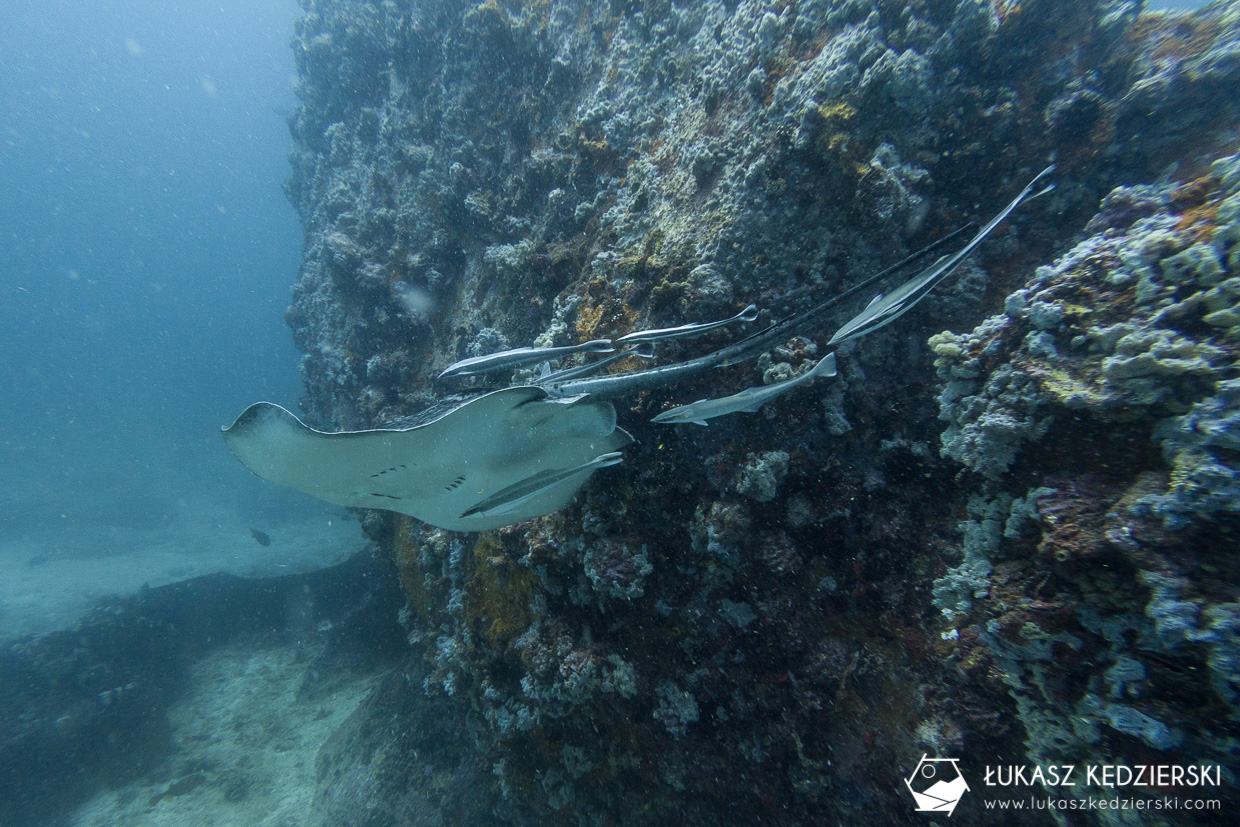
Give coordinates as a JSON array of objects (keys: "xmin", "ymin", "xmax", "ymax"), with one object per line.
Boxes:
[
  {"xmin": 0, "ymin": 0, "xmax": 362, "ymax": 639},
  {"xmin": 2, "ymin": 0, "xmax": 1239, "ymax": 825}
]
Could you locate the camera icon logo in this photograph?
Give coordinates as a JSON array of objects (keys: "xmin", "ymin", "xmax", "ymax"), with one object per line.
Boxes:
[{"xmin": 904, "ymin": 754, "xmax": 969, "ymax": 816}]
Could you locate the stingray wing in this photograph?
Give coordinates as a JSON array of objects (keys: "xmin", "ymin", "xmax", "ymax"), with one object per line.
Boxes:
[{"xmin": 222, "ymin": 387, "xmax": 632, "ymax": 532}]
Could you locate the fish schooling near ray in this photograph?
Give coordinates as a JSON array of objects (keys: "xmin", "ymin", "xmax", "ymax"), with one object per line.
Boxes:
[
  {"xmin": 224, "ymin": 167, "xmax": 1054, "ymax": 531},
  {"xmin": 530, "ymin": 169, "xmax": 1050, "ymax": 402},
  {"xmin": 459, "ymin": 451, "xmax": 625, "ymax": 520},
  {"xmin": 829, "ymin": 165, "xmax": 1055, "ymax": 345},
  {"xmin": 615, "ymin": 304, "xmax": 759, "ymax": 344},
  {"xmin": 534, "ymin": 343, "xmax": 655, "ymax": 385},
  {"xmin": 651, "ymin": 354, "xmax": 837, "ymax": 426},
  {"xmin": 438, "ymin": 338, "xmax": 615, "ymax": 380}
]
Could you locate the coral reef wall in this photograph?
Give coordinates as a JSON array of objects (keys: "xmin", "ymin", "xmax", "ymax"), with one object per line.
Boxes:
[{"xmin": 282, "ymin": 0, "xmax": 1240, "ymax": 823}]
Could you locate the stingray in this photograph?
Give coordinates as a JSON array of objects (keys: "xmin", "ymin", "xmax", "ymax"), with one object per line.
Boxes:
[
  {"xmin": 222, "ymin": 387, "xmax": 632, "ymax": 532},
  {"xmin": 225, "ymin": 168, "xmax": 1053, "ymax": 533}
]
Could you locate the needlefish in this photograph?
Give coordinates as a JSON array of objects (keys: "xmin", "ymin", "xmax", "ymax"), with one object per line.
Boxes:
[
  {"xmin": 651, "ymin": 353, "xmax": 837, "ymax": 425},
  {"xmin": 828, "ymin": 164, "xmax": 1057, "ymax": 345},
  {"xmin": 438, "ymin": 339, "xmax": 614, "ymax": 380},
  {"xmin": 616, "ymin": 304, "xmax": 759, "ymax": 344}
]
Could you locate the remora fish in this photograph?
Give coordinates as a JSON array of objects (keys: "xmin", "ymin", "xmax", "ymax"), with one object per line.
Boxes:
[
  {"xmin": 439, "ymin": 339, "xmax": 615, "ymax": 380},
  {"xmin": 616, "ymin": 304, "xmax": 759, "ymax": 344},
  {"xmin": 543, "ymin": 167, "xmax": 1052, "ymax": 401},
  {"xmin": 829, "ymin": 165, "xmax": 1056, "ymax": 345},
  {"xmin": 460, "ymin": 452, "xmax": 625, "ymax": 518},
  {"xmin": 652, "ymin": 353, "xmax": 837, "ymax": 425},
  {"xmin": 544, "ymin": 227, "xmax": 975, "ymax": 399},
  {"xmin": 534, "ymin": 343, "xmax": 655, "ymax": 385}
]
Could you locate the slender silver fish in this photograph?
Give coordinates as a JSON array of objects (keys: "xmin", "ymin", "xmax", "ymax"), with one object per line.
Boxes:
[
  {"xmin": 439, "ymin": 339, "xmax": 615, "ymax": 380},
  {"xmin": 540, "ymin": 240, "xmax": 952, "ymax": 398},
  {"xmin": 829, "ymin": 165, "xmax": 1056, "ymax": 345},
  {"xmin": 616, "ymin": 304, "xmax": 760, "ymax": 345},
  {"xmin": 544, "ymin": 168, "xmax": 1053, "ymax": 400},
  {"xmin": 541, "ymin": 348, "xmax": 722, "ymax": 399},
  {"xmin": 652, "ymin": 353, "xmax": 837, "ymax": 425},
  {"xmin": 534, "ymin": 343, "xmax": 655, "ymax": 385},
  {"xmin": 459, "ymin": 452, "xmax": 625, "ymax": 519},
  {"xmin": 544, "ymin": 225, "xmax": 981, "ymax": 399}
]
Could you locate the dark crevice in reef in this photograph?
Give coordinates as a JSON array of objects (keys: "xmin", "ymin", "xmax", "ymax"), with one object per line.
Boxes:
[{"xmin": 279, "ymin": 1, "xmax": 1240, "ymax": 824}]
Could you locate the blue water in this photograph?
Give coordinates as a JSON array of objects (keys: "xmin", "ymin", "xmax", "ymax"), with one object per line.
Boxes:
[{"xmin": 0, "ymin": 0, "xmax": 360, "ymax": 638}]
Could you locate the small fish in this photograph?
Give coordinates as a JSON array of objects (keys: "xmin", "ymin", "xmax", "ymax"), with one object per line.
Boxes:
[
  {"xmin": 250, "ymin": 528, "xmax": 271, "ymax": 547},
  {"xmin": 460, "ymin": 452, "xmax": 624, "ymax": 519},
  {"xmin": 535, "ymin": 342, "xmax": 655, "ymax": 385},
  {"xmin": 829, "ymin": 164, "xmax": 1056, "ymax": 345},
  {"xmin": 616, "ymin": 304, "xmax": 759, "ymax": 344},
  {"xmin": 652, "ymin": 353, "xmax": 837, "ymax": 425},
  {"xmin": 96, "ymin": 682, "xmax": 138, "ymax": 708},
  {"xmin": 438, "ymin": 339, "xmax": 615, "ymax": 380}
]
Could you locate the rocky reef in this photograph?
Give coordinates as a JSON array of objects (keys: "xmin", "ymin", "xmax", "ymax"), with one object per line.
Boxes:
[
  {"xmin": 281, "ymin": 1, "xmax": 1240, "ymax": 823},
  {"xmin": 929, "ymin": 147, "xmax": 1240, "ymax": 817}
]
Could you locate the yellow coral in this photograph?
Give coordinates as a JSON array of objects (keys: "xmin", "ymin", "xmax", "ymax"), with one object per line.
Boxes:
[
  {"xmin": 466, "ymin": 534, "xmax": 539, "ymax": 647},
  {"xmin": 575, "ymin": 302, "xmax": 605, "ymax": 341},
  {"xmin": 574, "ymin": 277, "xmax": 639, "ymax": 340},
  {"xmin": 816, "ymin": 101, "xmax": 856, "ymax": 123},
  {"xmin": 1037, "ymin": 367, "xmax": 1097, "ymax": 404}
]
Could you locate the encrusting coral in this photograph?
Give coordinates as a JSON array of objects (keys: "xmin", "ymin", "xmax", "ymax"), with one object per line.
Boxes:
[{"xmin": 929, "ymin": 150, "xmax": 1240, "ymax": 815}]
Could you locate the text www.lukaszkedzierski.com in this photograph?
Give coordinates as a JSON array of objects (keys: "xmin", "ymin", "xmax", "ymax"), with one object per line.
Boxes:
[{"xmin": 983, "ymin": 796, "xmax": 1220, "ymax": 812}]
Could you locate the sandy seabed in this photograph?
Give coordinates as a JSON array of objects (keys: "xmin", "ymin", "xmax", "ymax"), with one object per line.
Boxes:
[{"xmin": 69, "ymin": 636, "xmax": 380, "ymax": 827}]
